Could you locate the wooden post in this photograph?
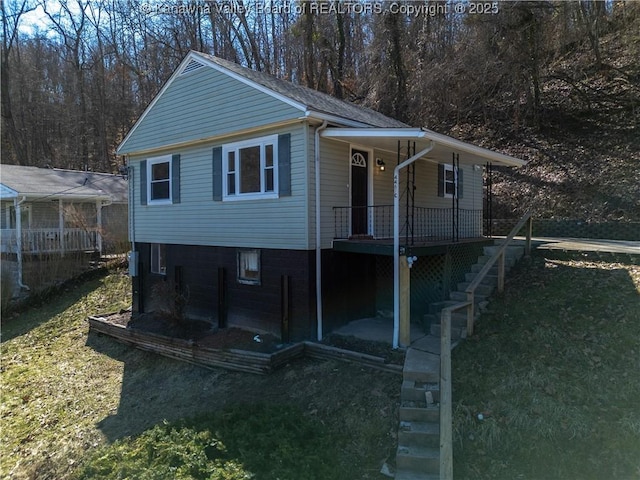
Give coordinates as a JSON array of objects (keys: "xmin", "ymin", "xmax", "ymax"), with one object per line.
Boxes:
[
  {"xmin": 399, "ymin": 255, "xmax": 411, "ymax": 347},
  {"xmin": 281, "ymin": 275, "xmax": 290, "ymax": 343},
  {"xmin": 526, "ymin": 219, "xmax": 532, "ymax": 254},
  {"xmin": 440, "ymin": 308, "xmax": 453, "ymax": 480},
  {"xmin": 466, "ymin": 292, "xmax": 475, "ymax": 336},
  {"xmin": 96, "ymin": 200, "xmax": 103, "ymax": 254},
  {"xmin": 497, "ymin": 251, "xmax": 505, "ymax": 293},
  {"xmin": 218, "ymin": 267, "xmax": 227, "ymax": 328},
  {"xmin": 59, "ymin": 199, "xmax": 65, "ymax": 255}
]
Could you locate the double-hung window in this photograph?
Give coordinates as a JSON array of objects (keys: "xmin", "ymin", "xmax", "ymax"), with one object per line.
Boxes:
[
  {"xmin": 223, "ymin": 135, "xmax": 278, "ymax": 200},
  {"xmin": 147, "ymin": 155, "xmax": 172, "ymax": 204},
  {"xmin": 438, "ymin": 164, "xmax": 463, "ymax": 199},
  {"xmin": 443, "ymin": 164, "xmax": 456, "ymax": 198}
]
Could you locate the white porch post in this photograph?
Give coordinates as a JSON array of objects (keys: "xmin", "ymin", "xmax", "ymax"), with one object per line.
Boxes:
[
  {"xmin": 15, "ymin": 198, "xmax": 23, "ymax": 287},
  {"xmin": 59, "ymin": 199, "xmax": 64, "ymax": 254},
  {"xmin": 393, "ymin": 144, "xmax": 433, "ymax": 349},
  {"xmin": 96, "ymin": 200, "xmax": 103, "ymax": 254}
]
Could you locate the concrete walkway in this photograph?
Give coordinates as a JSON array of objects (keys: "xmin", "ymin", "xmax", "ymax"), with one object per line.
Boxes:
[
  {"xmin": 502, "ymin": 236, "xmax": 640, "ymax": 255},
  {"xmin": 331, "ymin": 317, "xmax": 426, "ymax": 345}
]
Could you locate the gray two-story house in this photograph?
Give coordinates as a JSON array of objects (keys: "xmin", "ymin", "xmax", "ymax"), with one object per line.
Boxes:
[{"xmin": 117, "ymin": 51, "xmax": 525, "ymax": 347}]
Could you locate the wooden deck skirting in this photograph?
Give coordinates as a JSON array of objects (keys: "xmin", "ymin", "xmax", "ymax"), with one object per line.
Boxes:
[{"xmin": 87, "ymin": 316, "xmax": 403, "ymax": 375}]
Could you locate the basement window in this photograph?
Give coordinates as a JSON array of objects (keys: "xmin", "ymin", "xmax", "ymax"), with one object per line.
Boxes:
[
  {"xmin": 237, "ymin": 249, "xmax": 260, "ymax": 285},
  {"xmin": 151, "ymin": 243, "xmax": 166, "ymax": 275}
]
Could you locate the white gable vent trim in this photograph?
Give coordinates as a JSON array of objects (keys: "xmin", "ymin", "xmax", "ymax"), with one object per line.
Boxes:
[{"xmin": 181, "ymin": 59, "xmax": 205, "ymax": 75}]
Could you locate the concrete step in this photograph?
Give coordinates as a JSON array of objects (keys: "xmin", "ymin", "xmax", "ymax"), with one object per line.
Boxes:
[
  {"xmin": 470, "ymin": 263, "xmax": 499, "ymax": 274},
  {"xmin": 476, "ymin": 255, "xmax": 517, "ymax": 268},
  {"xmin": 410, "ymin": 335, "xmax": 443, "ymax": 355},
  {"xmin": 401, "ymin": 380, "xmax": 440, "ymax": 403},
  {"xmin": 450, "ymin": 290, "xmax": 486, "ymax": 303},
  {"xmin": 394, "ymin": 471, "xmax": 439, "ymax": 480},
  {"xmin": 430, "ymin": 323, "xmax": 466, "ymax": 340},
  {"xmin": 428, "ymin": 300, "xmax": 461, "ymax": 315},
  {"xmin": 465, "ymin": 272, "xmax": 499, "ymax": 284},
  {"xmin": 484, "ymin": 244, "xmax": 525, "ymax": 258},
  {"xmin": 399, "ymin": 404, "xmax": 440, "ymax": 423},
  {"xmin": 424, "ymin": 313, "xmax": 471, "ymax": 330},
  {"xmin": 403, "ymin": 349, "xmax": 439, "ymax": 383},
  {"xmin": 398, "ymin": 420, "xmax": 439, "ymax": 448},
  {"xmin": 396, "ymin": 445, "xmax": 439, "ymax": 473},
  {"xmin": 458, "ymin": 281, "xmax": 494, "ymax": 296}
]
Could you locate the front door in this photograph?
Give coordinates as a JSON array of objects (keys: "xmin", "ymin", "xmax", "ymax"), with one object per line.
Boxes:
[{"xmin": 351, "ymin": 149, "xmax": 369, "ymax": 236}]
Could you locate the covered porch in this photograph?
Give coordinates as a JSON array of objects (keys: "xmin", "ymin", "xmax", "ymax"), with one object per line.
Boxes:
[{"xmin": 317, "ymin": 127, "xmax": 526, "ymax": 348}]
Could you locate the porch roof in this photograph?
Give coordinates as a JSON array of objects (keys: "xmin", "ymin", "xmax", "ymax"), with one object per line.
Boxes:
[
  {"xmin": 320, "ymin": 127, "xmax": 526, "ymax": 167},
  {"xmin": 0, "ymin": 165, "xmax": 128, "ymax": 203}
]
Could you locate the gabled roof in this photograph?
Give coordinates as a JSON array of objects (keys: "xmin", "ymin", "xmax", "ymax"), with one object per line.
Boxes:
[
  {"xmin": 0, "ymin": 165, "xmax": 128, "ymax": 203},
  {"xmin": 117, "ymin": 51, "xmax": 408, "ymax": 154},
  {"xmin": 193, "ymin": 52, "xmax": 408, "ymax": 129}
]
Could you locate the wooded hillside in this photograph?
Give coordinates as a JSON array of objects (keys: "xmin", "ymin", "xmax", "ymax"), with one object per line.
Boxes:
[{"xmin": 2, "ymin": 1, "xmax": 639, "ymax": 220}]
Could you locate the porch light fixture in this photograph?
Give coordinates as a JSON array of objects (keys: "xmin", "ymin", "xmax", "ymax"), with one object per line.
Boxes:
[{"xmin": 376, "ymin": 158, "xmax": 385, "ymax": 171}]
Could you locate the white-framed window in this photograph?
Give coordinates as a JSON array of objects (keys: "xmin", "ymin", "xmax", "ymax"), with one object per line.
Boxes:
[
  {"xmin": 443, "ymin": 164, "xmax": 457, "ymax": 198},
  {"xmin": 150, "ymin": 243, "xmax": 166, "ymax": 275},
  {"xmin": 223, "ymin": 135, "xmax": 278, "ymax": 201},
  {"xmin": 237, "ymin": 249, "xmax": 260, "ymax": 285},
  {"xmin": 148, "ymin": 155, "xmax": 172, "ymax": 204}
]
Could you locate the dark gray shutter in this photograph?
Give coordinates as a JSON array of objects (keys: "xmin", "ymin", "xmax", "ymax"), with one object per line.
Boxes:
[
  {"xmin": 172, "ymin": 154, "xmax": 181, "ymax": 204},
  {"xmin": 457, "ymin": 167, "xmax": 463, "ymax": 198},
  {"xmin": 437, "ymin": 164, "xmax": 444, "ymax": 197},
  {"xmin": 140, "ymin": 160, "xmax": 148, "ymax": 205},
  {"xmin": 212, "ymin": 146, "xmax": 222, "ymax": 201},
  {"xmin": 278, "ymin": 133, "xmax": 291, "ymax": 196}
]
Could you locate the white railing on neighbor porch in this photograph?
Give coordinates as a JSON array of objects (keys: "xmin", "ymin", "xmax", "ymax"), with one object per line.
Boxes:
[{"xmin": 1, "ymin": 228, "xmax": 99, "ymax": 254}]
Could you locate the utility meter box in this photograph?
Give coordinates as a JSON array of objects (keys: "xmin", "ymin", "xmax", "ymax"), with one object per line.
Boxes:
[{"xmin": 128, "ymin": 251, "xmax": 138, "ymax": 277}]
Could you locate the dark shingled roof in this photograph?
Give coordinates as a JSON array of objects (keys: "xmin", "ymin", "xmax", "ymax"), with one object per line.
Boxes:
[
  {"xmin": 0, "ymin": 164, "xmax": 128, "ymax": 203},
  {"xmin": 194, "ymin": 52, "xmax": 409, "ymax": 129}
]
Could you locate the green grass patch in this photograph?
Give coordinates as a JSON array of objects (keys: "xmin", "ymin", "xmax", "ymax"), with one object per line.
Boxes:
[
  {"xmin": 1, "ymin": 268, "xmax": 398, "ymax": 480},
  {"xmin": 452, "ymin": 252, "xmax": 640, "ymax": 479},
  {"xmin": 77, "ymin": 404, "xmax": 338, "ymax": 480}
]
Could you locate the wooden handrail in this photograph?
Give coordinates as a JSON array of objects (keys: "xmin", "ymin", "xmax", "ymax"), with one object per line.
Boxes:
[
  {"xmin": 439, "ymin": 210, "xmax": 533, "ymax": 479},
  {"xmin": 439, "ymin": 301, "xmax": 471, "ymax": 480},
  {"xmin": 464, "ymin": 210, "xmax": 533, "ymax": 335}
]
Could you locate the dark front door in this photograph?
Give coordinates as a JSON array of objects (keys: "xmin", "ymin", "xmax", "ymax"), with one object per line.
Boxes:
[{"xmin": 351, "ymin": 149, "xmax": 369, "ymax": 236}]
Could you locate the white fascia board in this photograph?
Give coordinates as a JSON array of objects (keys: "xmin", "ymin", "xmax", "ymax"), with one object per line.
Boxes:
[
  {"xmin": 421, "ymin": 128, "xmax": 526, "ymax": 167},
  {"xmin": 321, "ymin": 127, "xmax": 427, "ymax": 139},
  {"xmin": 193, "ymin": 52, "xmax": 307, "ymax": 113},
  {"xmin": 321, "ymin": 127, "xmax": 526, "ymax": 167},
  {"xmin": 305, "ymin": 111, "xmax": 375, "ymax": 128},
  {"xmin": 0, "ymin": 184, "xmax": 18, "ymax": 199}
]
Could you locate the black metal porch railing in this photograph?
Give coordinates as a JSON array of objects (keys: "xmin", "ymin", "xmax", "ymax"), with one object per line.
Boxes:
[{"xmin": 333, "ymin": 206, "xmax": 483, "ymax": 244}]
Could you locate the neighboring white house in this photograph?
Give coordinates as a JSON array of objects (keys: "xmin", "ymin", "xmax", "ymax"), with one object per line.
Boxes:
[
  {"xmin": 117, "ymin": 51, "xmax": 526, "ymax": 346},
  {"xmin": 0, "ymin": 165, "xmax": 128, "ymax": 294}
]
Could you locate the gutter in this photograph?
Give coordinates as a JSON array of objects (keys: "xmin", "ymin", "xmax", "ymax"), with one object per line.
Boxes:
[
  {"xmin": 315, "ymin": 120, "xmax": 328, "ymax": 341},
  {"xmin": 393, "ymin": 143, "xmax": 434, "ymax": 349}
]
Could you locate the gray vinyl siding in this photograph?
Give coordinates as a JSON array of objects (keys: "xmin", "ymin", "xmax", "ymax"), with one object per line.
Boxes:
[
  {"xmin": 119, "ymin": 67, "xmax": 302, "ymax": 154},
  {"xmin": 318, "ymin": 138, "xmax": 350, "ymax": 248},
  {"xmin": 130, "ymin": 124, "xmax": 309, "ymax": 250}
]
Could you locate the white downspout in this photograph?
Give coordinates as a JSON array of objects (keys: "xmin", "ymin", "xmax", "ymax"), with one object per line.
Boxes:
[
  {"xmin": 393, "ymin": 143, "xmax": 434, "ymax": 349},
  {"xmin": 15, "ymin": 196, "xmax": 30, "ymax": 290},
  {"xmin": 315, "ymin": 120, "xmax": 328, "ymax": 341}
]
